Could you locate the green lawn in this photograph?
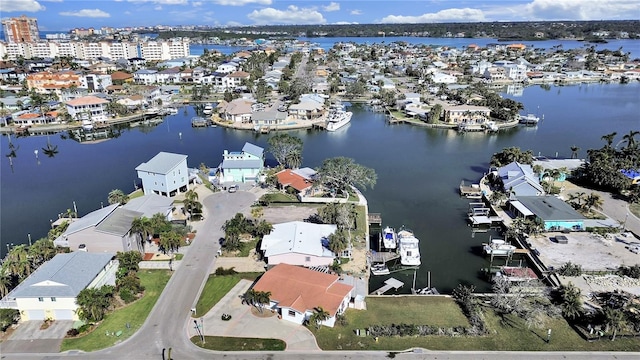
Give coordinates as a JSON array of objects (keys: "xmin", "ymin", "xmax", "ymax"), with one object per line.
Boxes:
[
  {"xmin": 190, "ymin": 336, "xmax": 285, "ymax": 351},
  {"xmin": 313, "ymin": 297, "xmax": 640, "ymax": 351},
  {"xmin": 630, "ymin": 202, "xmax": 640, "ymax": 219},
  {"xmin": 60, "ymin": 270, "xmax": 171, "ymax": 352},
  {"xmin": 263, "ymin": 193, "xmax": 299, "ymax": 203},
  {"xmin": 194, "ymin": 273, "xmax": 262, "ymax": 318},
  {"xmin": 353, "ymin": 205, "xmax": 367, "ymax": 240}
]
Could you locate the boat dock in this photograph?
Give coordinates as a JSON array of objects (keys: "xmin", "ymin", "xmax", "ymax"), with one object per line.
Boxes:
[
  {"xmin": 460, "ymin": 181, "xmax": 483, "ymax": 198},
  {"xmin": 372, "ymin": 277, "xmax": 404, "ymax": 295},
  {"xmin": 191, "ymin": 117, "xmax": 208, "ymax": 127},
  {"xmin": 369, "ymin": 250, "xmax": 400, "ymax": 264},
  {"xmin": 368, "ymin": 213, "xmax": 382, "ymax": 226}
]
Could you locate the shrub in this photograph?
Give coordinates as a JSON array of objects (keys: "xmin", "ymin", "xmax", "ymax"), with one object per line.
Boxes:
[
  {"xmin": 66, "ymin": 328, "xmax": 79, "ymax": 337},
  {"xmin": 556, "ymin": 262, "xmax": 583, "ymax": 276},
  {"xmin": 77, "ymin": 324, "xmax": 91, "ymax": 333},
  {"xmin": 119, "ymin": 288, "xmax": 136, "ymax": 304},
  {"xmin": 0, "ymin": 309, "xmax": 19, "ymax": 332},
  {"xmin": 617, "ymin": 265, "xmax": 640, "ymax": 279},
  {"xmin": 214, "ymin": 267, "xmax": 238, "ymax": 275}
]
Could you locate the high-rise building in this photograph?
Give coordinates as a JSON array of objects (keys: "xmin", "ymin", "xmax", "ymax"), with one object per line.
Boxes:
[{"xmin": 2, "ymin": 15, "xmax": 40, "ymax": 43}]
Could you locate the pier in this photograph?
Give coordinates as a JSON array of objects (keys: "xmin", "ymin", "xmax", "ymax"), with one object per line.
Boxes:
[
  {"xmin": 460, "ymin": 181, "xmax": 483, "ymax": 198},
  {"xmin": 367, "ymin": 213, "xmax": 382, "ymax": 226},
  {"xmin": 372, "ymin": 277, "xmax": 404, "ymax": 295}
]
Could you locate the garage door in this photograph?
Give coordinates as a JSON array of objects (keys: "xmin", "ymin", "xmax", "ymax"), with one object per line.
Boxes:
[
  {"xmin": 27, "ymin": 309, "xmax": 45, "ymax": 320},
  {"xmin": 53, "ymin": 309, "xmax": 74, "ymax": 320}
]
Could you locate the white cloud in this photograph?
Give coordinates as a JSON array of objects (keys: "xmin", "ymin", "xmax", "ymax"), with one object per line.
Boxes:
[
  {"xmin": 60, "ymin": 9, "xmax": 111, "ymax": 18},
  {"xmin": 2, "ymin": 0, "xmax": 45, "ymax": 12},
  {"xmin": 380, "ymin": 8, "xmax": 486, "ymax": 23},
  {"xmin": 192, "ymin": 1, "xmax": 203, "ymax": 6},
  {"xmin": 335, "ymin": 21, "xmax": 359, "ymax": 25},
  {"xmin": 248, "ymin": 5, "xmax": 326, "ymax": 25},
  {"xmin": 322, "ymin": 2, "xmax": 340, "ymax": 12},
  {"xmin": 521, "ymin": 0, "xmax": 640, "ymax": 20},
  {"xmin": 127, "ymin": 0, "xmax": 189, "ymax": 4},
  {"xmin": 155, "ymin": 6, "xmax": 163, "ymax": 10},
  {"xmin": 213, "ymin": 0, "xmax": 272, "ymax": 6},
  {"xmin": 350, "ymin": 9, "xmax": 362, "ymax": 15},
  {"xmin": 124, "ymin": 11, "xmax": 132, "ymax": 15}
]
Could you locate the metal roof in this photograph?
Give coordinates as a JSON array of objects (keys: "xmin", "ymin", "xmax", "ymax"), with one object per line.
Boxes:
[
  {"xmin": 64, "ymin": 204, "xmax": 119, "ymax": 235},
  {"xmin": 123, "ymin": 194, "xmax": 173, "ymax": 218},
  {"xmin": 95, "ymin": 208, "xmax": 143, "ymax": 237},
  {"xmin": 221, "ymin": 159, "xmax": 263, "ymax": 170},
  {"xmin": 516, "ymin": 196, "xmax": 585, "ymax": 221},
  {"xmin": 261, "ymin": 221, "xmax": 337, "ymax": 257},
  {"xmin": 8, "ymin": 252, "xmax": 115, "ymax": 299},
  {"xmin": 135, "ymin": 152, "xmax": 187, "ymax": 175},
  {"xmin": 241, "ymin": 142, "xmax": 264, "ymax": 158}
]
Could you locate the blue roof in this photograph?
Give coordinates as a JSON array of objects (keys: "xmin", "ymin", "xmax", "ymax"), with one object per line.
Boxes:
[{"xmin": 621, "ymin": 169, "xmax": 640, "ymax": 179}]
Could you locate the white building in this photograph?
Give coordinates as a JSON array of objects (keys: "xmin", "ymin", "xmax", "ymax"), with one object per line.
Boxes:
[
  {"xmin": 136, "ymin": 152, "xmax": 189, "ymax": 197},
  {"xmin": 139, "ymin": 38, "xmax": 190, "ymax": 61},
  {"xmin": 260, "ymin": 221, "xmax": 337, "ymax": 266},
  {"xmin": 65, "ymin": 95, "xmax": 109, "ymax": 124},
  {"xmin": 0, "ymin": 252, "xmax": 118, "ymax": 322}
]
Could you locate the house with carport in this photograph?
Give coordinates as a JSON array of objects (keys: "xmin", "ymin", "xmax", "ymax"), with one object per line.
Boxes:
[
  {"xmin": 260, "ymin": 221, "xmax": 337, "ymax": 266},
  {"xmin": 251, "ymin": 263, "xmax": 354, "ymax": 327},
  {"xmin": 0, "ymin": 252, "xmax": 117, "ymax": 322},
  {"xmin": 136, "ymin": 152, "xmax": 189, "ymax": 197},
  {"xmin": 508, "ymin": 196, "xmax": 585, "ymax": 232}
]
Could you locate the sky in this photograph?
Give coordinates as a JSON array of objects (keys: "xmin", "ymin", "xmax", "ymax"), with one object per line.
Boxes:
[{"xmin": 1, "ymin": 0, "xmax": 639, "ymax": 31}]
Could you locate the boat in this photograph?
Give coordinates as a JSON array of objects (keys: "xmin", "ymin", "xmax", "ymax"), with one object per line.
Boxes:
[
  {"xmin": 371, "ymin": 263, "xmax": 390, "ymax": 276},
  {"xmin": 483, "ymin": 238, "xmax": 516, "ymax": 256},
  {"xmin": 484, "ymin": 121, "xmax": 499, "ymax": 132},
  {"xmin": 81, "ymin": 120, "xmax": 94, "ymax": 131},
  {"xmin": 166, "ymin": 107, "xmax": 178, "ymax": 115},
  {"xmin": 397, "ymin": 229, "xmax": 421, "ymax": 266},
  {"xmin": 382, "ymin": 226, "xmax": 397, "ymax": 250},
  {"xmin": 191, "ymin": 116, "xmax": 208, "ymax": 127},
  {"xmin": 326, "ymin": 102, "xmax": 352, "ymax": 131},
  {"xmin": 203, "ymin": 104, "xmax": 214, "ymax": 115},
  {"xmin": 518, "ymin": 113, "xmax": 540, "ymax": 125},
  {"xmin": 413, "ymin": 287, "xmax": 440, "ymax": 295}
]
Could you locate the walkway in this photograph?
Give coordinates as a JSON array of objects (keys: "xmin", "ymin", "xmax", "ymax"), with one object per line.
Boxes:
[{"xmin": 189, "ymin": 280, "xmax": 320, "ymax": 352}]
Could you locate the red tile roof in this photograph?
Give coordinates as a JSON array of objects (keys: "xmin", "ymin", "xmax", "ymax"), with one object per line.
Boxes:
[
  {"xmin": 252, "ymin": 263, "xmax": 352, "ymax": 316},
  {"xmin": 276, "ymin": 169, "xmax": 312, "ymax": 192},
  {"xmin": 66, "ymin": 96, "xmax": 109, "ymax": 106}
]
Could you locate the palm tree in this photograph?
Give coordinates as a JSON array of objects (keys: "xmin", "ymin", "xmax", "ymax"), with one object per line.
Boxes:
[
  {"xmin": 253, "ymin": 220, "xmax": 273, "ymax": 238},
  {"xmin": 108, "ymin": 189, "xmax": 129, "ymax": 205},
  {"xmin": 183, "ymin": 189, "xmax": 202, "ymax": 220},
  {"xmin": 28, "ymin": 238, "xmax": 57, "ymax": 268},
  {"xmin": 559, "ymin": 283, "xmax": 583, "ymax": 320},
  {"xmin": 4, "ymin": 245, "xmax": 32, "ymax": 280},
  {"xmin": 254, "ymin": 291, "xmax": 271, "ymax": 314},
  {"xmin": 570, "ymin": 145, "xmax": 580, "ymax": 159},
  {"xmin": 242, "ymin": 289, "xmax": 257, "ymax": 307},
  {"xmin": 604, "ymin": 307, "xmax": 626, "ymax": 341},
  {"xmin": 0, "ymin": 271, "xmax": 14, "ymax": 297},
  {"xmin": 601, "ymin": 132, "xmax": 618, "ymax": 148},
  {"xmin": 309, "ymin": 306, "xmax": 330, "ymax": 329},
  {"xmin": 130, "ymin": 217, "xmax": 153, "ymax": 252},
  {"xmin": 622, "ymin": 130, "xmax": 639, "ymax": 150},
  {"xmin": 584, "ymin": 193, "xmax": 604, "ymax": 213}
]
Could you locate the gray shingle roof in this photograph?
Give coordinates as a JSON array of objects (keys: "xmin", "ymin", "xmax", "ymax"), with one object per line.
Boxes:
[
  {"xmin": 135, "ymin": 152, "xmax": 187, "ymax": 174},
  {"xmin": 123, "ymin": 194, "xmax": 173, "ymax": 218},
  {"xmin": 95, "ymin": 208, "xmax": 143, "ymax": 237},
  {"xmin": 9, "ymin": 252, "xmax": 115, "ymax": 299},
  {"xmin": 64, "ymin": 204, "xmax": 119, "ymax": 235}
]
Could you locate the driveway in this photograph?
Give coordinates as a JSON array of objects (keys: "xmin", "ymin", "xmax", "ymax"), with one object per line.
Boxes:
[
  {"xmin": 188, "ymin": 280, "xmax": 320, "ymax": 352},
  {"xmin": 1, "ymin": 320, "xmax": 74, "ymax": 353}
]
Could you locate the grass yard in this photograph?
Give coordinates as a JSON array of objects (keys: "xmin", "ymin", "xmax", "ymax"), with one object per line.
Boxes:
[
  {"xmin": 60, "ymin": 270, "xmax": 171, "ymax": 352},
  {"xmin": 353, "ymin": 205, "xmax": 367, "ymax": 240},
  {"xmin": 190, "ymin": 336, "xmax": 285, "ymax": 351},
  {"xmin": 194, "ymin": 273, "xmax": 262, "ymax": 318},
  {"xmin": 314, "ymin": 297, "xmax": 640, "ymax": 352},
  {"xmin": 631, "ymin": 202, "xmax": 640, "ymax": 219}
]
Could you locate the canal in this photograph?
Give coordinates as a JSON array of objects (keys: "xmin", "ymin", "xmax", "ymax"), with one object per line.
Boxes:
[{"xmin": 1, "ymin": 82, "xmax": 639, "ymax": 292}]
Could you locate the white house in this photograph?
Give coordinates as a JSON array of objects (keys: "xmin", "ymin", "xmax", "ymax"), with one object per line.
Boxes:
[
  {"xmin": 65, "ymin": 95, "xmax": 109, "ymax": 124},
  {"xmin": 136, "ymin": 152, "xmax": 189, "ymax": 197},
  {"xmin": 1, "ymin": 252, "xmax": 118, "ymax": 322},
  {"xmin": 252, "ymin": 263, "xmax": 354, "ymax": 327},
  {"xmin": 496, "ymin": 161, "xmax": 544, "ymax": 197},
  {"xmin": 260, "ymin": 221, "xmax": 337, "ymax": 266}
]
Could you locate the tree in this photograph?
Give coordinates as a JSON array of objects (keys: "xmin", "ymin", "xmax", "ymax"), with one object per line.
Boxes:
[
  {"xmin": 601, "ymin": 132, "xmax": 618, "ymax": 148},
  {"xmin": 327, "ymin": 228, "xmax": 349, "ymax": 256},
  {"xmin": 570, "ymin": 145, "xmax": 580, "ymax": 159},
  {"xmin": 183, "ymin": 189, "xmax": 203, "ymax": 220},
  {"xmin": 584, "ymin": 192, "xmax": 604, "ymax": 213},
  {"xmin": 108, "ymin": 189, "xmax": 129, "ymax": 205},
  {"xmin": 0, "ymin": 272, "xmax": 13, "ymax": 298},
  {"xmin": 309, "ymin": 306, "xmax": 330, "ymax": 329},
  {"xmin": 158, "ymin": 231, "xmax": 181, "ymax": 254},
  {"xmin": 27, "ymin": 238, "xmax": 57, "ymax": 268},
  {"xmin": 316, "ymin": 157, "xmax": 377, "ymax": 194},
  {"xmin": 621, "ymin": 130, "xmax": 639, "ymax": 150},
  {"xmin": 129, "ymin": 217, "xmax": 153, "ymax": 252},
  {"xmin": 558, "ymin": 283, "xmax": 582, "ymax": 320},
  {"xmin": 116, "ymin": 251, "xmax": 143, "ymax": 275},
  {"xmin": 490, "ymin": 147, "xmax": 534, "ymax": 167},
  {"xmin": 76, "ymin": 285, "xmax": 115, "ymax": 322},
  {"xmin": 254, "ymin": 290, "xmax": 271, "ymax": 313},
  {"xmin": 268, "ymin": 133, "xmax": 304, "ymax": 169},
  {"xmin": 4, "ymin": 245, "xmax": 32, "ymax": 280},
  {"xmin": 242, "ymin": 289, "xmax": 257, "ymax": 307},
  {"xmin": 604, "ymin": 307, "xmax": 626, "ymax": 341},
  {"xmin": 253, "ymin": 220, "xmax": 273, "ymax": 238},
  {"xmin": 429, "ymin": 104, "xmax": 443, "ymax": 123}
]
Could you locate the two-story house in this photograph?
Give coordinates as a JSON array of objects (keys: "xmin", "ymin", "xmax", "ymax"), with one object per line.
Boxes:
[
  {"xmin": 219, "ymin": 142, "xmax": 264, "ymax": 184},
  {"xmin": 136, "ymin": 152, "xmax": 189, "ymax": 197}
]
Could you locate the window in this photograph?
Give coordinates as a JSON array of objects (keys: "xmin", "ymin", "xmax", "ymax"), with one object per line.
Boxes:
[
  {"xmin": 305, "ymin": 256, "xmax": 311, "ymax": 262},
  {"xmin": 288, "ymin": 310, "xmax": 296, "ymax": 317},
  {"xmin": 51, "ymin": 297, "xmax": 56, "ymax": 302},
  {"xmin": 38, "ymin": 297, "xmax": 44, "ymax": 302}
]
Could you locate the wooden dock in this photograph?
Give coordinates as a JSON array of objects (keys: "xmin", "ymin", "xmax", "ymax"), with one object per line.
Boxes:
[
  {"xmin": 460, "ymin": 181, "xmax": 483, "ymax": 198},
  {"xmin": 370, "ymin": 251, "xmax": 400, "ymax": 264},
  {"xmin": 368, "ymin": 213, "xmax": 382, "ymax": 226},
  {"xmin": 372, "ymin": 277, "xmax": 404, "ymax": 295}
]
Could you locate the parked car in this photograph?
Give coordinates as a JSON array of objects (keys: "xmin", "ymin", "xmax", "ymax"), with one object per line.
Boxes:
[
  {"xmin": 228, "ymin": 185, "xmax": 238, "ymax": 193},
  {"xmin": 78, "ymin": 244, "xmax": 87, "ymax": 252}
]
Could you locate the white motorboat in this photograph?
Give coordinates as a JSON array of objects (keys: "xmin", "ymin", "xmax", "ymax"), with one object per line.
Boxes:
[
  {"xmin": 483, "ymin": 238, "xmax": 516, "ymax": 256},
  {"xmin": 484, "ymin": 121, "xmax": 499, "ymax": 132},
  {"xmin": 398, "ymin": 229, "xmax": 421, "ymax": 266},
  {"xmin": 518, "ymin": 113, "xmax": 539, "ymax": 125},
  {"xmin": 203, "ymin": 104, "xmax": 214, "ymax": 115},
  {"xmin": 326, "ymin": 109, "xmax": 352, "ymax": 131},
  {"xmin": 382, "ymin": 226, "xmax": 397, "ymax": 250},
  {"xmin": 81, "ymin": 120, "xmax": 94, "ymax": 131},
  {"xmin": 371, "ymin": 263, "xmax": 390, "ymax": 276}
]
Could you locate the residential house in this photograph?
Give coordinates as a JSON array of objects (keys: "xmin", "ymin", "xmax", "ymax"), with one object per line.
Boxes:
[
  {"xmin": 508, "ymin": 196, "xmax": 585, "ymax": 231},
  {"xmin": 134, "ymin": 69, "xmax": 158, "ymax": 85},
  {"xmin": 252, "ymin": 110, "xmax": 287, "ymax": 129},
  {"xmin": 218, "ymin": 98, "xmax": 253, "ymax": 123},
  {"xmin": 65, "ymin": 95, "xmax": 109, "ymax": 124},
  {"xmin": 260, "ymin": 221, "xmax": 337, "ymax": 266},
  {"xmin": 155, "ymin": 67, "xmax": 182, "ymax": 84},
  {"xmin": 495, "ymin": 161, "xmax": 544, "ymax": 197},
  {"xmin": 215, "ymin": 62, "xmax": 238, "ymax": 74},
  {"xmin": 219, "ymin": 142, "xmax": 264, "ymax": 184},
  {"xmin": 110, "ymin": 71, "xmax": 134, "ymax": 85},
  {"xmin": 53, "ymin": 194, "xmax": 173, "ymax": 253},
  {"xmin": 484, "ymin": 67, "xmax": 507, "ymax": 82},
  {"xmin": 251, "ymin": 263, "xmax": 354, "ymax": 327},
  {"xmin": 136, "ymin": 152, "xmax": 189, "ymax": 197},
  {"xmin": 442, "ymin": 104, "xmax": 491, "ymax": 125},
  {"xmin": 81, "ymin": 73, "xmax": 112, "ymax": 92},
  {"xmin": 117, "ymin": 95, "xmax": 144, "ymax": 111},
  {"xmin": 288, "ymin": 99, "xmax": 324, "ymax": 121},
  {"xmin": 27, "ymin": 71, "xmax": 82, "ymax": 95},
  {"xmin": 275, "ymin": 169, "xmax": 315, "ymax": 197},
  {"xmin": 0, "ymin": 252, "xmax": 118, "ymax": 322}
]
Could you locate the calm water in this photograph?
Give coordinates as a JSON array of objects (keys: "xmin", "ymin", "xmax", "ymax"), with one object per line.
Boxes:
[{"xmin": 2, "ymin": 82, "xmax": 639, "ymax": 292}]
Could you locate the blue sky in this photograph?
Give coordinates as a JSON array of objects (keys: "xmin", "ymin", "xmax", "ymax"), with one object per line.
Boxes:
[{"xmin": 3, "ymin": 0, "xmax": 639, "ymax": 31}]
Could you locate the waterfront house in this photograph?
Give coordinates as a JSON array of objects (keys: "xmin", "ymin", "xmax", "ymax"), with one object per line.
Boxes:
[
  {"xmin": 252, "ymin": 110, "xmax": 287, "ymax": 129},
  {"xmin": 26, "ymin": 71, "xmax": 82, "ymax": 95},
  {"xmin": 219, "ymin": 142, "xmax": 264, "ymax": 184},
  {"xmin": 442, "ymin": 104, "xmax": 491, "ymax": 125},
  {"xmin": 508, "ymin": 196, "xmax": 585, "ymax": 232},
  {"xmin": 136, "ymin": 152, "xmax": 189, "ymax": 197},
  {"xmin": 110, "ymin": 71, "xmax": 134, "ymax": 85},
  {"xmin": 0, "ymin": 252, "xmax": 117, "ymax": 322},
  {"xmin": 260, "ymin": 221, "xmax": 337, "ymax": 266},
  {"xmin": 218, "ymin": 98, "xmax": 253, "ymax": 123},
  {"xmin": 288, "ymin": 96, "xmax": 325, "ymax": 121},
  {"xmin": 251, "ymin": 263, "xmax": 354, "ymax": 327},
  {"xmin": 275, "ymin": 168, "xmax": 315, "ymax": 197},
  {"xmin": 65, "ymin": 95, "xmax": 109, "ymax": 124},
  {"xmin": 53, "ymin": 194, "xmax": 173, "ymax": 253},
  {"xmin": 496, "ymin": 161, "xmax": 544, "ymax": 197}
]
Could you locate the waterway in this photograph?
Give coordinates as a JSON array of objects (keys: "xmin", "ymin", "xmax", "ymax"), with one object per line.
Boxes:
[{"xmin": 1, "ymin": 82, "xmax": 639, "ymax": 293}]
